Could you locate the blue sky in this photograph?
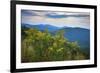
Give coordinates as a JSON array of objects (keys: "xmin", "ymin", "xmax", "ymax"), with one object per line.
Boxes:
[{"xmin": 21, "ymin": 10, "xmax": 90, "ymax": 29}]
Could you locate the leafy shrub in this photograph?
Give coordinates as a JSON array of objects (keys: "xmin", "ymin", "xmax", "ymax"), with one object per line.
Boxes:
[{"xmin": 21, "ymin": 28, "xmax": 87, "ymax": 62}]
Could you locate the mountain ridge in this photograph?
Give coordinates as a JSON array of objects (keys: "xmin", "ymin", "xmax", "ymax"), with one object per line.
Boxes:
[{"xmin": 22, "ymin": 23, "xmax": 90, "ymax": 54}]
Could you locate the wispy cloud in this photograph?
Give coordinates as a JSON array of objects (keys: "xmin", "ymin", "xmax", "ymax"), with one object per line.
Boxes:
[
  {"xmin": 22, "ymin": 10, "xmax": 89, "ymax": 18},
  {"xmin": 21, "ymin": 10, "xmax": 90, "ymax": 29},
  {"xmin": 21, "ymin": 10, "xmax": 38, "ymax": 16}
]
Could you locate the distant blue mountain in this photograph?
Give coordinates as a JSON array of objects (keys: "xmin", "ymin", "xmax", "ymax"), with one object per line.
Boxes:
[
  {"xmin": 22, "ymin": 23, "xmax": 90, "ymax": 53},
  {"xmin": 61, "ymin": 27, "xmax": 90, "ymax": 52},
  {"xmin": 22, "ymin": 23, "xmax": 60, "ymax": 32}
]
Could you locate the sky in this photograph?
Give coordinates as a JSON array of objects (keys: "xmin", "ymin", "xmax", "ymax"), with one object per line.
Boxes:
[{"xmin": 21, "ymin": 10, "xmax": 90, "ymax": 29}]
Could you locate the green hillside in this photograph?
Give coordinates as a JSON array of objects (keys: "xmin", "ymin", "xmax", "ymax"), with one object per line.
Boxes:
[{"xmin": 21, "ymin": 28, "xmax": 88, "ymax": 63}]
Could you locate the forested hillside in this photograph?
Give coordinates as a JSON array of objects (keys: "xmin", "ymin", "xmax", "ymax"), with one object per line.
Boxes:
[{"xmin": 21, "ymin": 26, "xmax": 88, "ymax": 63}]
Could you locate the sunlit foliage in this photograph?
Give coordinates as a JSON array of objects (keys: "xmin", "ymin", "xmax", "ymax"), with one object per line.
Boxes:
[{"xmin": 21, "ymin": 28, "xmax": 87, "ymax": 62}]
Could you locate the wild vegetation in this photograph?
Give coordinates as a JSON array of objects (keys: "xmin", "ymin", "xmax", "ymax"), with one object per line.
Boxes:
[{"xmin": 21, "ymin": 27, "xmax": 88, "ymax": 63}]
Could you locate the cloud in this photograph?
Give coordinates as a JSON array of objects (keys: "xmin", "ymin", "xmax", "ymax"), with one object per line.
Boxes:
[
  {"xmin": 21, "ymin": 10, "xmax": 38, "ymax": 16},
  {"xmin": 46, "ymin": 14, "xmax": 68, "ymax": 18},
  {"xmin": 45, "ymin": 12, "xmax": 90, "ymax": 18},
  {"xmin": 22, "ymin": 10, "xmax": 90, "ymax": 18},
  {"xmin": 21, "ymin": 10, "xmax": 90, "ymax": 29}
]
